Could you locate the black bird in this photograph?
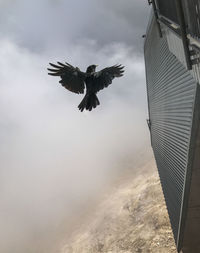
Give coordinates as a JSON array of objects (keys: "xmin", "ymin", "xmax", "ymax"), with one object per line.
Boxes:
[{"xmin": 47, "ymin": 62, "xmax": 124, "ymax": 111}]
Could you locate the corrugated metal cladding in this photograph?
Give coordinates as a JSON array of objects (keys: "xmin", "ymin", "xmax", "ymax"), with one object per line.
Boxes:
[
  {"xmin": 165, "ymin": 29, "xmax": 200, "ymax": 84},
  {"xmin": 144, "ymin": 18, "xmax": 197, "ymax": 245}
]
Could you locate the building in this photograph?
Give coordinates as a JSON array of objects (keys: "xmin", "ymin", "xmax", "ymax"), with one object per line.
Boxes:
[{"xmin": 144, "ymin": 1, "xmax": 200, "ymax": 252}]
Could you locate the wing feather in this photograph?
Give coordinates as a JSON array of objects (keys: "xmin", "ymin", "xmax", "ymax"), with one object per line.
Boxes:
[
  {"xmin": 93, "ymin": 65, "xmax": 124, "ymax": 93},
  {"xmin": 48, "ymin": 62, "xmax": 87, "ymax": 94}
]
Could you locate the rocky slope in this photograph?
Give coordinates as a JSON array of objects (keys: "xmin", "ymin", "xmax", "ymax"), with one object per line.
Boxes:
[{"xmin": 60, "ymin": 159, "xmax": 177, "ymax": 253}]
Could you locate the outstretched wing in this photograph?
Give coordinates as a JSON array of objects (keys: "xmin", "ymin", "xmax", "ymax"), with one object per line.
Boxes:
[
  {"xmin": 93, "ymin": 65, "xmax": 124, "ymax": 93},
  {"xmin": 48, "ymin": 62, "xmax": 87, "ymax": 94}
]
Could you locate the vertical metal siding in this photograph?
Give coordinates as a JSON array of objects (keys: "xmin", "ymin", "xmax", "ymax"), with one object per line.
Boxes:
[
  {"xmin": 165, "ymin": 28, "xmax": 187, "ymax": 68},
  {"xmin": 165, "ymin": 28, "xmax": 200, "ymax": 84},
  {"xmin": 144, "ymin": 18, "xmax": 197, "ymax": 245}
]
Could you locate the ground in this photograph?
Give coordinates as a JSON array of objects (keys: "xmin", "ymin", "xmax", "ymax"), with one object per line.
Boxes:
[{"xmin": 60, "ymin": 159, "xmax": 177, "ymax": 253}]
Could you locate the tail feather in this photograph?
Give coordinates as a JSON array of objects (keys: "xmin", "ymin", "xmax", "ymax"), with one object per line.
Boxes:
[{"xmin": 78, "ymin": 93, "xmax": 100, "ymax": 112}]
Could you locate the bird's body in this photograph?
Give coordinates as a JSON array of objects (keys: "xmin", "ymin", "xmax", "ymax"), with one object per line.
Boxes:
[
  {"xmin": 48, "ymin": 62, "xmax": 124, "ymax": 111},
  {"xmin": 85, "ymin": 67, "xmax": 97, "ymax": 93}
]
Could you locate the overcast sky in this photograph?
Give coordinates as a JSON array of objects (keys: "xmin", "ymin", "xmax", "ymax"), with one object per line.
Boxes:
[{"xmin": 0, "ymin": 1, "xmax": 151, "ymax": 252}]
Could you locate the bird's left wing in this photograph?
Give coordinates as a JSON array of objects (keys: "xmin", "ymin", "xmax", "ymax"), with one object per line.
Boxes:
[
  {"xmin": 48, "ymin": 62, "xmax": 87, "ymax": 94},
  {"xmin": 93, "ymin": 65, "xmax": 124, "ymax": 93}
]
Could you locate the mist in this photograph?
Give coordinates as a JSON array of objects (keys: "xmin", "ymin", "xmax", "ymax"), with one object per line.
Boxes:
[{"xmin": 0, "ymin": 1, "xmax": 150, "ymax": 252}]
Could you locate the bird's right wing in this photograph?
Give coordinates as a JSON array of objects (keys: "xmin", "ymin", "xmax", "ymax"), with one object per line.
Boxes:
[{"xmin": 48, "ymin": 62, "xmax": 87, "ymax": 94}]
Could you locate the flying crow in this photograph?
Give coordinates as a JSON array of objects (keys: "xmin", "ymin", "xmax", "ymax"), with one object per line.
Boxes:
[{"xmin": 47, "ymin": 62, "xmax": 124, "ymax": 111}]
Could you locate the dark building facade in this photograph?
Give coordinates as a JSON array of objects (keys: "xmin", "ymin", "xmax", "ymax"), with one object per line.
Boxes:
[{"xmin": 144, "ymin": 1, "xmax": 200, "ymax": 252}]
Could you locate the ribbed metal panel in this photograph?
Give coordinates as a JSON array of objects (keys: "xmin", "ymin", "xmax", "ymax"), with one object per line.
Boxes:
[
  {"xmin": 165, "ymin": 28, "xmax": 200, "ymax": 85},
  {"xmin": 144, "ymin": 18, "xmax": 197, "ymax": 245},
  {"xmin": 191, "ymin": 59, "xmax": 200, "ymax": 84},
  {"xmin": 165, "ymin": 28, "xmax": 187, "ymax": 68}
]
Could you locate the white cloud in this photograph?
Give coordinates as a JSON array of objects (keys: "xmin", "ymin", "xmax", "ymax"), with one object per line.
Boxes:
[{"xmin": 0, "ymin": 0, "xmax": 149, "ymax": 52}]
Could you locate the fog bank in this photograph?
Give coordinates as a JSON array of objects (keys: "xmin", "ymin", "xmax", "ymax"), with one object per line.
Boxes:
[{"xmin": 0, "ymin": 0, "xmax": 150, "ymax": 252}]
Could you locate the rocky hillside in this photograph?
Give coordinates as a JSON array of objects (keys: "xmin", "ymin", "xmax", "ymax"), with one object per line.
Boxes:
[{"xmin": 60, "ymin": 159, "xmax": 177, "ymax": 253}]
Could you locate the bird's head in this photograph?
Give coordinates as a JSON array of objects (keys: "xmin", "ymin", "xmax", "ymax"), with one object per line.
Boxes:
[{"xmin": 86, "ymin": 64, "xmax": 98, "ymax": 73}]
